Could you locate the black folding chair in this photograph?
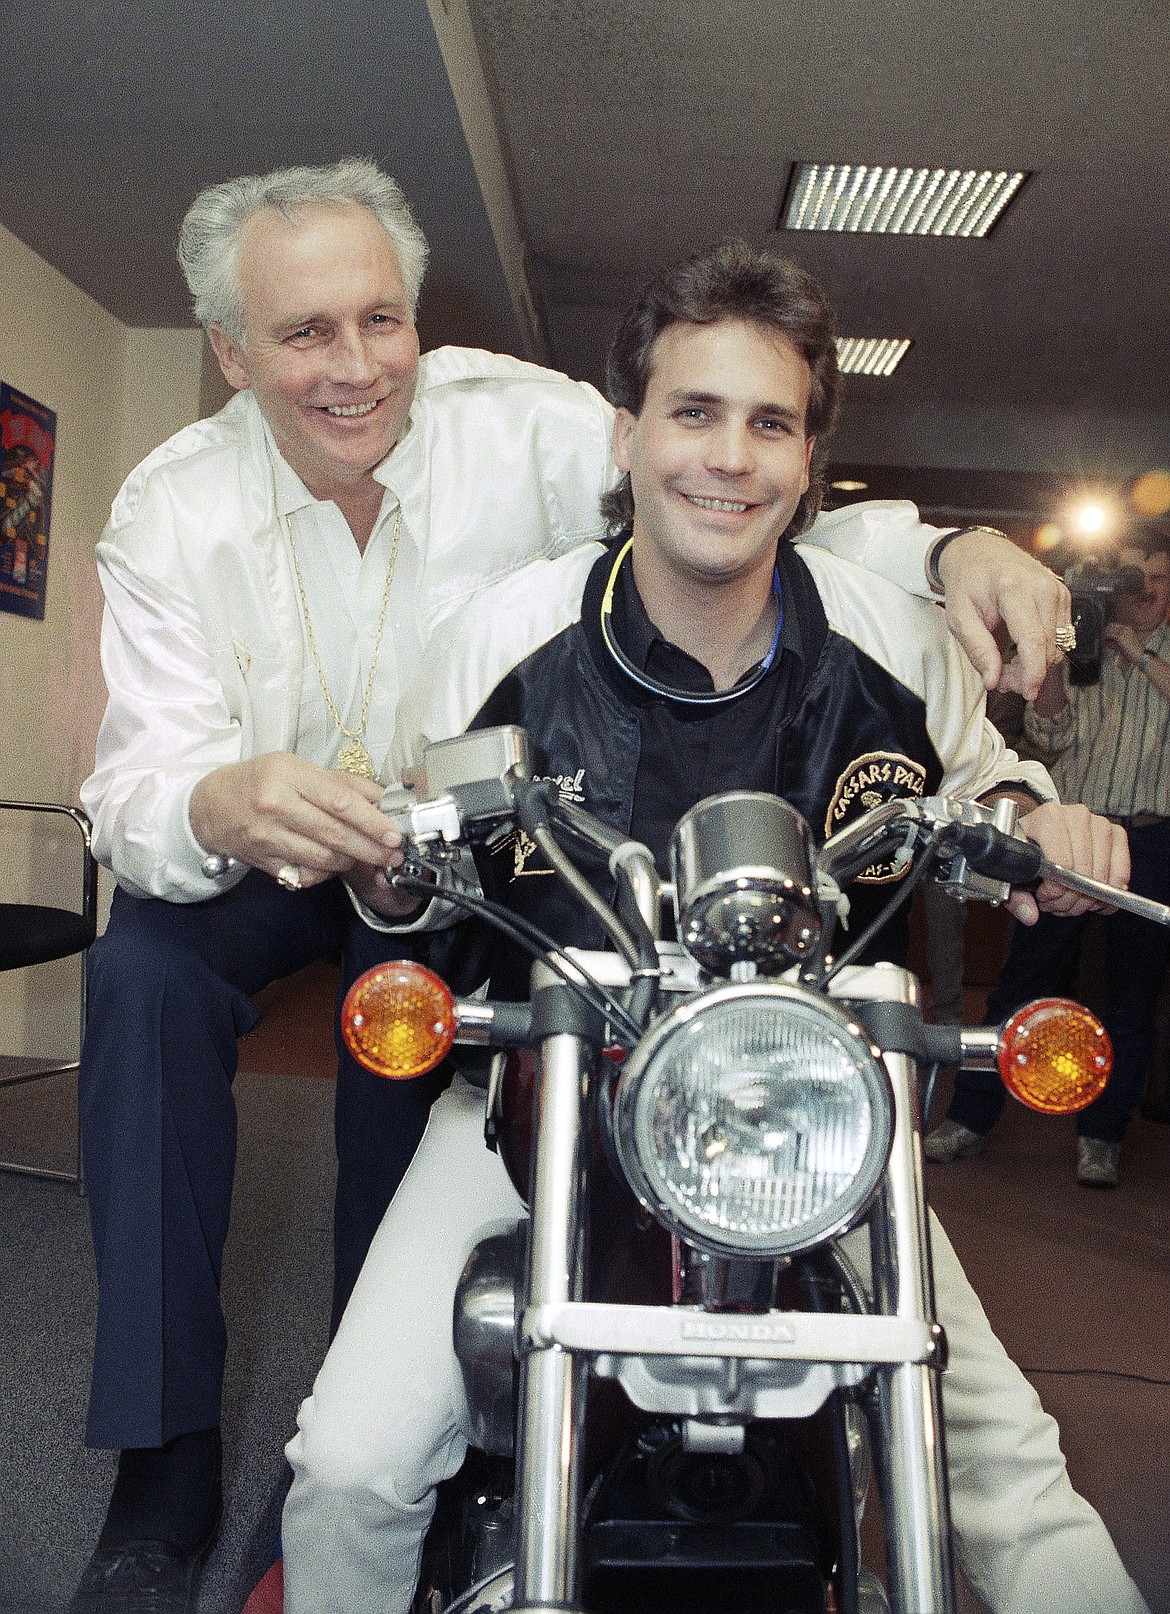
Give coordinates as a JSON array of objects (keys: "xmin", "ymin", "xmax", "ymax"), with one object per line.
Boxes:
[{"xmin": 0, "ymin": 801, "xmax": 98, "ymax": 1187}]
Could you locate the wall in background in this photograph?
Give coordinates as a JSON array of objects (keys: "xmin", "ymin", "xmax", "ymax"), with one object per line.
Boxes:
[{"xmin": 0, "ymin": 220, "xmax": 204, "ymax": 1058}]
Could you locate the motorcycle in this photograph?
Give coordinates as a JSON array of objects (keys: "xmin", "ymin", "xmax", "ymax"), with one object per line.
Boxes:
[{"xmin": 340, "ymin": 726, "xmax": 1168, "ymax": 1614}]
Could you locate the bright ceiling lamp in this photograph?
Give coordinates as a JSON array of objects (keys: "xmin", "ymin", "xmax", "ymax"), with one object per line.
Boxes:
[
  {"xmin": 1062, "ymin": 491, "xmax": 1123, "ymax": 544},
  {"xmin": 781, "ymin": 164, "xmax": 1027, "ymax": 237},
  {"xmin": 836, "ymin": 337, "xmax": 911, "ymax": 377}
]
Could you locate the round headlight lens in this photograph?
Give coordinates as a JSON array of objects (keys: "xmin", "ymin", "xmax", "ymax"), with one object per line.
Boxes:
[{"xmin": 613, "ymin": 983, "xmax": 893, "ymax": 1256}]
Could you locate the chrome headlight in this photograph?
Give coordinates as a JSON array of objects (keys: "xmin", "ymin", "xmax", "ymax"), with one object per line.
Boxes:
[{"xmin": 612, "ymin": 982, "xmax": 893, "ymax": 1257}]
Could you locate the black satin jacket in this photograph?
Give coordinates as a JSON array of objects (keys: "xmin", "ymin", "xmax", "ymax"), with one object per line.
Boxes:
[{"xmin": 438, "ymin": 543, "xmax": 946, "ymax": 1001}]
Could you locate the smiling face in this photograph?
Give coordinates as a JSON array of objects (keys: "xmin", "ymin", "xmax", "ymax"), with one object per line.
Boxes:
[
  {"xmin": 207, "ymin": 202, "xmax": 420, "ymax": 503},
  {"xmin": 612, "ymin": 318, "xmax": 815, "ymax": 600},
  {"xmin": 1116, "ymin": 544, "xmax": 1170, "ymax": 636}
]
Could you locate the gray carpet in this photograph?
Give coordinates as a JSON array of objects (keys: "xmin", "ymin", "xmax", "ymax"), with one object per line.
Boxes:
[{"xmin": 0, "ymin": 1068, "xmax": 334, "ymax": 1614}]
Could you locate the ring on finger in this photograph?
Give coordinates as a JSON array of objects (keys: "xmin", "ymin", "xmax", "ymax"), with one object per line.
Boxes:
[
  {"xmin": 1055, "ymin": 623, "xmax": 1077, "ymax": 653},
  {"xmin": 276, "ymin": 863, "xmax": 303, "ymax": 892}
]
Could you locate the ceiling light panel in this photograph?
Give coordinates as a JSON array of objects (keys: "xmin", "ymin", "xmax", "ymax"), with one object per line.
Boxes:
[
  {"xmin": 836, "ymin": 337, "xmax": 912, "ymax": 377},
  {"xmin": 782, "ymin": 164, "xmax": 1026, "ymax": 236}
]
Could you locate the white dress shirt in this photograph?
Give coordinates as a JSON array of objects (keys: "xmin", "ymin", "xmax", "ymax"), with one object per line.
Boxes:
[{"xmin": 271, "ymin": 440, "xmax": 421, "ymax": 776}]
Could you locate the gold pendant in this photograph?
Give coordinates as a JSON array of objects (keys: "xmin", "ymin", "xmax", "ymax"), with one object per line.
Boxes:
[{"xmin": 337, "ymin": 739, "xmax": 376, "ymax": 779}]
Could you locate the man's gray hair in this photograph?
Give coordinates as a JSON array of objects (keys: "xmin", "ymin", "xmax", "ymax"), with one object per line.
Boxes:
[{"xmin": 177, "ymin": 157, "xmax": 430, "ymax": 343}]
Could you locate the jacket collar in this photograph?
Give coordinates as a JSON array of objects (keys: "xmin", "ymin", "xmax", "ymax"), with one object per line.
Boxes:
[{"xmin": 581, "ymin": 539, "xmax": 815, "ymax": 708}]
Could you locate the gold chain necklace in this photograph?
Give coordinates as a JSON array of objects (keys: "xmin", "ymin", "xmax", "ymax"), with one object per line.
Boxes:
[{"xmin": 287, "ymin": 505, "xmax": 402, "ymax": 778}]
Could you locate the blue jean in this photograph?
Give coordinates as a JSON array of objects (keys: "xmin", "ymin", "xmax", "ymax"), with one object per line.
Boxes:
[
  {"xmin": 947, "ymin": 819, "xmax": 1170, "ymax": 1145},
  {"xmin": 78, "ymin": 871, "xmax": 442, "ymax": 1450}
]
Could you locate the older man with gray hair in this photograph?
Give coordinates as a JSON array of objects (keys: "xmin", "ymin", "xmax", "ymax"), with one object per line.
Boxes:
[{"xmin": 72, "ymin": 156, "xmax": 1071, "ymax": 1609}]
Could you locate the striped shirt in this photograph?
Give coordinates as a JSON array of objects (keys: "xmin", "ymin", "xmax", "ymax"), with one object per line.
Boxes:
[{"xmin": 1023, "ymin": 621, "xmax": 1170, "ymax": 817}]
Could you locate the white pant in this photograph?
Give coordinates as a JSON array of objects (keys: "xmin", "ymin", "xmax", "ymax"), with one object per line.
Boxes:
[{"xmin": 283, "ymin": 1080, "xmax": 1149, "ymax": 1614}]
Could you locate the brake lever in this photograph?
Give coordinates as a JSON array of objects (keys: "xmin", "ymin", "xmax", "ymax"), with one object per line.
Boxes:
[
  {"xmin": 1027, "ymin": 861, "xmax": 1170, "ymax": 925},
  {"xmin": 936, "ymin": 800, "xmax": 1170, "ymax": 926}
]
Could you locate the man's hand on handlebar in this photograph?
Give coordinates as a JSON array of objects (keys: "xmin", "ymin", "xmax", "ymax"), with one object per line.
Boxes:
[
  {"xmin": 190, "ymin": 752, "xmax": 404, "ymax": 889},
  {"xmin": 1011, "ymin": 802, "xmax": 1130, "ymax": 925},
  {"xmin": 347, "ymin": 858, "xmax": 422, "ymax": 919}
]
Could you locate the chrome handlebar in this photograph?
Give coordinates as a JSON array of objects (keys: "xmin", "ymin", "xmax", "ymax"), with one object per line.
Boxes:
[{"xmin": 381, "ymin": 725, "xmax": 1170, "ymax": 932}]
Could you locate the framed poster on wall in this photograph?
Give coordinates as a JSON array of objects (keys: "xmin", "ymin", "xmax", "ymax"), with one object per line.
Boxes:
[{"xmin": 0, "ymin": 383, "xmax": 57, "ymax": 621}]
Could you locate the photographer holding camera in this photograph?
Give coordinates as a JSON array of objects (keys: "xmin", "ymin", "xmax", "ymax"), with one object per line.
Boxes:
[{"xmin": 927, "ymin": 524, "xmax": 1170, "ymax": 1187}]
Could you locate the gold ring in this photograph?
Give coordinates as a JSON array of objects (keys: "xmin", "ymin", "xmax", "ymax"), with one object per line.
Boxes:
[
  {"xmin": 276, "ymin": 863, "xmax": 303, "ymax": 892},
  {"xmin": 1055, "ymin": 624, "xmax": 1077, "ymax": 653}
]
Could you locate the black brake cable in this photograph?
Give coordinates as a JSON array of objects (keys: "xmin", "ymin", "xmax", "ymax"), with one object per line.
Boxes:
[
  {"xmin": 813, "ymin": 826, "xmax": 947, "ymax": 988},
  {"xmin": 514, "ymin": 780, "xmax": 660, "ymax": 977},
  {"xmin": 795, "ymin": 1259, "xmax": 860, "ymax": 1614},
  {"xmin": 389, "ymin": 873, "xmax": 645, "ymax": 1047}
]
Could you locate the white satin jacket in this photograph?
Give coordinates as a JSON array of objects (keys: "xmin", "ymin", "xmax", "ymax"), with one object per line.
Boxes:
[{"xmin": 82, "ymin": 344, "xmax": 944, "ymax": 902}]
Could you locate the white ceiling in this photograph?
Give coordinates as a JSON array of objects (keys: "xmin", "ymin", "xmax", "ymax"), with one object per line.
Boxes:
[{"xmin": 3, "ymin": 0, "xmax": 1168, "ymax": 510}]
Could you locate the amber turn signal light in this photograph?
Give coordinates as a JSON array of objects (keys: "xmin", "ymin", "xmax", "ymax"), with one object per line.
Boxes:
[
  {"xmin": 341, "ymin": 962, "xmax": 457, "ymax": 1079},
  {"xmin": 997, "ymin": 997, "xmax": 1112, "ymax": 1115}
]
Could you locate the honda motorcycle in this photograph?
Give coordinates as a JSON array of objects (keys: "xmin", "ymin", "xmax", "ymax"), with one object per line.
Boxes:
[{"xmin": 340, "ymin": 727, "xmax": 1167, "ymax": 1614}]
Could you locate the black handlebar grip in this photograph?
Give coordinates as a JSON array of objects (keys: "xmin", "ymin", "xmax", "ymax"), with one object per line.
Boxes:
[
  {"xmin": 956, "ymin": 822, "xmax": 1044, "ymax": 884},
  {"xmin": 485, "ymin": 1001, "xmax": 534, "ymax": 1048}
]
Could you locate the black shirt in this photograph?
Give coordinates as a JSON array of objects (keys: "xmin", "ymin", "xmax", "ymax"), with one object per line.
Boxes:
[{"xmin": 606, "ymin": 543, "xmax": 807, "ymax": 873}]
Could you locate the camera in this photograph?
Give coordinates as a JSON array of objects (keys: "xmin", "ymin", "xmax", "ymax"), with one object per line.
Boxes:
[{"xmin": 1063, "ymin": 559, "xmax": 1144, "ymax": 684}]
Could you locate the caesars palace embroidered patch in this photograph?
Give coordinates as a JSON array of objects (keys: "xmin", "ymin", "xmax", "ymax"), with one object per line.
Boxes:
[{"xmin": 824, "ymin": 751, "xmax": 927, "ymax": 883}]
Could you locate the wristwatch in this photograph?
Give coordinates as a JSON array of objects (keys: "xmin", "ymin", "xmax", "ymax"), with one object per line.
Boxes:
[{"xmin": 927, "ymin": 525, "xmax": 1007, "ymax": 593}]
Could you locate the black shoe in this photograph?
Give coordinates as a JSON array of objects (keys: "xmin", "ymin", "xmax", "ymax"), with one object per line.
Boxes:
[
  {"xmin": 1076, "ymin": 1136, "xmax": 1121, "ymax": 1189},
  {"xmin": 923, "ymin": 1118, "xmax": 985, "ymax": 1163},
  {"xmin": 69, "ymin": 1525, "xmax": 217, "ymax": 1613}
]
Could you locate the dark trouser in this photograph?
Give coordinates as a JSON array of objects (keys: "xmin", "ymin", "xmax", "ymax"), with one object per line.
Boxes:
[
  {"xmin": 79, "ymin": 871, "xmax": 441, "ymax": 1451},
  {"xmin": 947, "ymin": 818, "xmax": 1170, "ymax": 1145}
]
